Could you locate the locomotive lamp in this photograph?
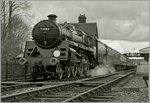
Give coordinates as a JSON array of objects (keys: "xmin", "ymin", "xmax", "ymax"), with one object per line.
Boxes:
[{"xmin": 53, "ymin": 50, "xmax": 60, "ymax": 57}]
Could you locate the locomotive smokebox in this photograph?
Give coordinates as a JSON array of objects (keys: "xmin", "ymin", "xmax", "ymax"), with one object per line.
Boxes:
[
  {"xmin": 47, "ymin": 14, "xmax": 57, "ymax": 23},
  {"xmin": 32, "ymin": 14, "xmax": 60, "ymax": 49}
]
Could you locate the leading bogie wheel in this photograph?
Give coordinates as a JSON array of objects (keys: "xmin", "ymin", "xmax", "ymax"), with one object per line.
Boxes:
[
  {"xmin": 56, "ymin": 66, "xmax": 63, "ymax": 79},
  {"xmin": 71, "ymin": 65, "xmax": 77, "ymax": 77},
  {"xmin": 66, "ymin": 66, "xmax": 71, "ymax": 78},
  {"xmin": 78, "ymin": 64, "xmax": 83, "ymax": 77},
  {"xmin": 83, "ymin": 64, "xmax": 89, "ymax": 76}
]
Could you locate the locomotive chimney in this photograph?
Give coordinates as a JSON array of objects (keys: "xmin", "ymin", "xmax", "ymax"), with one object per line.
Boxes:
[
  {"xmin": 78, "ymin": 14, "xmax": 86, "ymax": 23},
  {"xmin": 47, "ymin": 14, "xmax": 57, "ymax": 23}
]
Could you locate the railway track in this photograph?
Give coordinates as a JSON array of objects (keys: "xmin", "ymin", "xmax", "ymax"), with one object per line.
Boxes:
[
  {"xmin": 1, "ymin": 75, "xmax": 95, "ymax": 94},
  {"xmin": 1, "ymin": 72, "xmax": 117, "ymax": 95},
  {"xmin": 1, "ymin": 82, "xmax": 34, "ymax": 93},
  {"xmin": 6, "ymin": 75, "xmax": 91, "ymax": 82},
  {"xmin": 1, "ymin": 70, "xmax": 134, "ymax": 102}
]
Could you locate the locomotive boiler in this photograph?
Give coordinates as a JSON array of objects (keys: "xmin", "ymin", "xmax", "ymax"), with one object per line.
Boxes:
[{"xmin": 32, "ymin": 14, "xmax": 93, "ymax": 49}]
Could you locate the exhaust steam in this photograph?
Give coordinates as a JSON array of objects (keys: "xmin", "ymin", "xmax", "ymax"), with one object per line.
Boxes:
[{"xmin": 87, "ymin": 64, "xmax": 116, "ymax": 77}]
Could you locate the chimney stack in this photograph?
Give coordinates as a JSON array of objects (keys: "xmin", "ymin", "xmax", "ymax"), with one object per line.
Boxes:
[
  {"xmin": 47, "ymin": 14, "xmax": 57, "ymax": 23},
  {"xmin": 78, "ymin": 14, "xmax": 86, "ymax": 23}
]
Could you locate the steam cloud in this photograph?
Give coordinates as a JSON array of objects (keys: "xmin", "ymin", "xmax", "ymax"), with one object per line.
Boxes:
[{"xmin": 87, "ymin": 64, "xmax": 116, "ymax": 77}]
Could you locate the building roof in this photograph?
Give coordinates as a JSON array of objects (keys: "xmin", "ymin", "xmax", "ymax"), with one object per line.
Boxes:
[
  {"xmin": 139, "ymin": 47, "xmax": 149, "ymax": 54},
  {"xmin": 69, "ymin": 23, "xmax": 98, "ymax": 38}
]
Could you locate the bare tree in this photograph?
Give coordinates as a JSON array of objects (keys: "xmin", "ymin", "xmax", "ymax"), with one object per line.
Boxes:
[{"xmin": 1, "ymin": 1, "xmax": 31, "ymax": 61}]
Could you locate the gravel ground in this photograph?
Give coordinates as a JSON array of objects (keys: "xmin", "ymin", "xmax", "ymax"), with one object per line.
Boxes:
[{"xmin": 111, "ymin": 74, "xmax": 149, "ymax": 102}]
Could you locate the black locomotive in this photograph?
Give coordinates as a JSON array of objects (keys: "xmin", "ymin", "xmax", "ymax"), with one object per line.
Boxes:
[{"xmin": 20, "ymin": 14, "xmax": 135, "ymax": 80}]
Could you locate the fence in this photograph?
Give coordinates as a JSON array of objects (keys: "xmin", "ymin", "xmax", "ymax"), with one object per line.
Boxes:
[{"xmin": 1, "ymin": 61, "xmax": 32, "ymax": 81}]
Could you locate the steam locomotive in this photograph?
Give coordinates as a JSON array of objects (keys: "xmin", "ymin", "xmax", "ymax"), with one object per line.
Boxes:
[{"xmin": 19, "ymin": 14, "xmax": 135, "ymax": 80}]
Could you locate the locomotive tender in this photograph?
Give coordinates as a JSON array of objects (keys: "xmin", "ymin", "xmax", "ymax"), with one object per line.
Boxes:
[{"xmin": 20, "ymin": 14, "xmax": 135, "ymax": 80}]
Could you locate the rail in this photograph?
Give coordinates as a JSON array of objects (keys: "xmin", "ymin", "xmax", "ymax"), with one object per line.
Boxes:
[{"xmin": 1, "ymin": 70, "xmax": 135, "ymax": 102}]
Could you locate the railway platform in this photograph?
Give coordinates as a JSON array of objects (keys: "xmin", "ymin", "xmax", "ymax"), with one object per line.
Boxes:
[{"xmin": 111, "ymin": 74, "xmax": 149, "ymax": 102}]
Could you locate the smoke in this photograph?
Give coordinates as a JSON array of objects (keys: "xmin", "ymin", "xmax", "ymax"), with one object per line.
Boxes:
[{"xmin": 87, "ymin": 64, "xmax": 116, "ymax": 77}]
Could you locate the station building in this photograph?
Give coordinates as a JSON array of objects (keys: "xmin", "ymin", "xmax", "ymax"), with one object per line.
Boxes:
[{"xmin": 136, "ymin": 47, "xmax": 149, "ymax": 74}]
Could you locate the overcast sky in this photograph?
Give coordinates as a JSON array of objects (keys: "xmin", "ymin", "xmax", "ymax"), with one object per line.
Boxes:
[{"xmin": 28, "ymin": 1, "xmax": 149, "ymax": 53}]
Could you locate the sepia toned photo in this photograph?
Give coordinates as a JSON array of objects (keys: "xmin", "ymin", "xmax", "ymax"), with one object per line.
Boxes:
[{"xmin": 1, "ymin": 0, "xmax": 149, "ymax": 102}]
